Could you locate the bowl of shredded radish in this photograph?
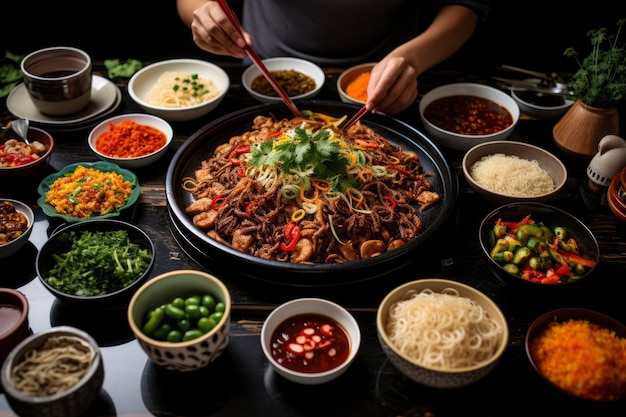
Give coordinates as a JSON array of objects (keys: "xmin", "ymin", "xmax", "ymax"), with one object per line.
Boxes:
[
  {"xmin": 128, "ymin": 59, "xmax": 230, "ymax": 122},
  {"xmin": 376, "ymin": 278, "xmax": 509, "ymax": 388}
]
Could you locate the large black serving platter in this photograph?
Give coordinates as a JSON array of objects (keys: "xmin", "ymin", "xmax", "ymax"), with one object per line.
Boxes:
[{"xmin": 165, "ymin": 100, "xmax": 458, "ymax": 286}]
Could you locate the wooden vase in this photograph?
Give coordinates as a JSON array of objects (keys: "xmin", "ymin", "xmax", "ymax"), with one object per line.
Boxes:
[{"xmin": 553, "ymin": 100, "xmax": 620, "ymax": 162}]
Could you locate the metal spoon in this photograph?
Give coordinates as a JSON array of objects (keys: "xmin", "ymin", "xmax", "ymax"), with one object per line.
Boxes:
[{"xmin": 12, "ymin": 119, "xmax": 31, "ymax": 145}]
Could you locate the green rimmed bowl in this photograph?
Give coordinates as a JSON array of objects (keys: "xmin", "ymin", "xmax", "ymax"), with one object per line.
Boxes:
[{"xmin": 37, "ymin": 161, "xmax": 140, "ymax": 223}]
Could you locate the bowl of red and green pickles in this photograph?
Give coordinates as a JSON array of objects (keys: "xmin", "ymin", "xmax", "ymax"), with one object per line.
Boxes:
[
  {"xmin": 479, "ymin": 202, "xmax": 599, "ymax": 290},
  {"xmin": 36, "ymin": 219, "xmax": 155, "ymax": 307}
]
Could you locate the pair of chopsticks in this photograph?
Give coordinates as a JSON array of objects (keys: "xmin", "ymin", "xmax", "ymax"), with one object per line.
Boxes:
[
  {"xmin": 341, "ymin": 105, "xmax": 369, "ymax": 132},
  {"xmin": 217, "ymin": 0, "xmax": 303, "ymax": 118}
]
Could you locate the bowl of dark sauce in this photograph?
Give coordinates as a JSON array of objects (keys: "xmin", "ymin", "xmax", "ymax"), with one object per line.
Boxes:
[{"xmin": 511, "ymin": 90, "xmax": 574, "ymax": 120}]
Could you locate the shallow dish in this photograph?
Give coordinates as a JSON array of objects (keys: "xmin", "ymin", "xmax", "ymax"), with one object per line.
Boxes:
[
  {"xmin": 0, "ymin": 199, "xmax": 34, "ymax": 260},
  {"xmin": 376, "ymin": 278, "xmax": 509, "ymax": 388},
  {"xmin": 337, "ymin": 62, "xmax": 376, "ymax": 105},
  {"xmin": 1, "ymin": 326, "xmax": 104, "ymax": 417},
  {"xmin": 88, "ymin": 113, "xmax": 173, "ymax": 169},
  {"xmin": 419, "ymin": 83, "xmax": 520, "ymax": 151},
  {"xmin": 37, "ymin": 161, "xmax": 140, "ymax": 223},
  {"xmin": 526, "ymin": 308, "xmax": 626, "ymax": 401},
  {"xmin": 127, "ymin": 269, "xmax": 231, "ymax": 372},
  {"xmin": 242, "ymin": 57, "xmax": 325, "ymax": 103},
  {"xmin": 36, "ymin": 219, "xmax": 155, "ymax": 306},
  {"xmin": 479, "ymin": 202, "xmax": 600, "ymax": 290},
  {"xmin": 0, "ymin": 125, "xmax": 55, "ymax": 179},
  {"xmin": 128, "ymin": 59, "xmax": 230, "ymax": 122},
  {"xmin": 260, "ymin": 297, "xmax": 361, "ymax": 385},
  {"xmin": 511, "ymin": 89, "xmax": 574, "ymax": 120},
  {"xmin": 165, "ymin": 101, "xmax": 458, "ymax": 286},
  {"xmin": 462, "ymin": 140, "xmax": 567, "ymax": 205}
]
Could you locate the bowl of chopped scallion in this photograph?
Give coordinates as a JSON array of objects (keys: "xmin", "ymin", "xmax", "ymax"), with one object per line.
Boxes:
[{"xmin": 35, "ymin": 219, "xmax": 155, "ymax": 307}]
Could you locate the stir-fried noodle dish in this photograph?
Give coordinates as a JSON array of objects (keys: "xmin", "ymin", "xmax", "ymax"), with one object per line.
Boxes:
[{"xmin": 183, "ymin": 112, "xmax": 440, "ymax": 264}]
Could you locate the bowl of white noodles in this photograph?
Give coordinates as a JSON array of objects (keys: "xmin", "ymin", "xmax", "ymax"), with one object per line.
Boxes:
[
  {"xmin": 1, "ymin": 326, "xmax": 104, "ymax": 417},
  {"xmin": 128, "ymin": 58, "xmax": 230, "ymax": 122},
  {"xmin": 376, "ymin": 278, "xmax": 509, "ymax": 388}
]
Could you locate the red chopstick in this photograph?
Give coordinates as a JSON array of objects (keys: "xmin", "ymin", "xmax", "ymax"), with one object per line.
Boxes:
[
  {"xmin": 341, "ymin": 105, "xmax": 369, "ymax": 132},
  {"xmin": 217, "ymin": 0, "xmax": 303, "ymax": 118}
]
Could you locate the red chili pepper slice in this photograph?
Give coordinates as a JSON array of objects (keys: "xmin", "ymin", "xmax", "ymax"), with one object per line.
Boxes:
[
  {"xmin": 496, "ymin": 214, "xmax": 534, "ymax": 233},
  {"xmin": 246, "ymin": 201, "xmax": 258, "ymax": 216},
  {"xmin": 383, "ymin": 195, "xmax": 397, "ymax": 209},
  {"xmin": 280, "ymin": 221, "xmax": 301, "ymax": 251},
  {"xmin": 211, "ymin": 194, "xmax": 226, "ymax": 210},
  {"xmin": 237, "ymin": 164, "xmax": 246, "ymax": 177},
  {"xmin": 267, "ymin": 131, "xmax": 283, "ymax": 137},
  {"xmin": 387, "ymin": 165, "xmax": 411, "ymax": 176}
]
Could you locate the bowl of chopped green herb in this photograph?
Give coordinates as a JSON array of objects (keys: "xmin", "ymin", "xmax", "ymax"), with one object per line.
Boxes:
[{"xmin": 36, "ymin": 219, "xmax": 155, "ymax": 307}]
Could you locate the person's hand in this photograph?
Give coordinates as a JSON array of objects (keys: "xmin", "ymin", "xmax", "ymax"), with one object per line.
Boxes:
[
  {"xmin": 366, "ymin": 57, "xmax": 418, "ymax": 115},
  {"xmin": 189, "ymin": 1, "xmax": 252, "ymax": 58}
]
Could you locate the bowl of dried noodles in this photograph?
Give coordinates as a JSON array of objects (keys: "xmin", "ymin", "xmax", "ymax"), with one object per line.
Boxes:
[
  {"xmin": 166, "ymin": 101, "xmax": 458, "ymax": 286},
  {"xmin": 1, "ymin": 326, "xmax": 104, "ymax": 417}
]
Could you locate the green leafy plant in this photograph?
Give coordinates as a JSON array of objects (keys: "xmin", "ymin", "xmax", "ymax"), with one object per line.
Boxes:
[{"xmin": 564, "ymin": 18, "xmax": 626, "ymax": 108}]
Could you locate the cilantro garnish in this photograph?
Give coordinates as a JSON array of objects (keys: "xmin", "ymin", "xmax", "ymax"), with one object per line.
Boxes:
[{"xmin": 249, "ymin": 124, "xmax": 352, "ymax": 190}]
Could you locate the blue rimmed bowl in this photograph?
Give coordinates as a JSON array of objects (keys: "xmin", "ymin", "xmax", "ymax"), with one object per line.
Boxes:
[{"xmin": 37, "ymin": 161, "xmax": 140, "ymax": 223}]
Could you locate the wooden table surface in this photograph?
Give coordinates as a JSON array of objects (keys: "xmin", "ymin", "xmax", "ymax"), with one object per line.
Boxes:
[{"xmin": 1, "ymin": 61, "xmax": 625, "ymax": 417}]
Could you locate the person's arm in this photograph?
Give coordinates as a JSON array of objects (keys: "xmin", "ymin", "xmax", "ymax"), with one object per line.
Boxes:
[
  {"xmin": 176, "ymin": 0, "xmax": 250, "ymax": 58},
  {"xmin": 367, "ymin": 5, "xmax": 480, "ymax": 114}
]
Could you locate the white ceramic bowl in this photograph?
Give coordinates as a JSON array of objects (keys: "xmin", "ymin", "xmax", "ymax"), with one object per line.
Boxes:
[
  {"xmin": 242, "ymin": 57, "xmax": 325, "ymax": 103},
  {"xmin": 1, "ymin": 326, "xmax": 104, "ymax": 417},
  {"xmin": 261, "ymin": 298, "xmax": 361, "ymax": 385},
  {"xmin": 337, "ymin": 62, "xmax": 376, "ymax": 105},
  {"xmin": 511, "ymin": 89, "xmax": 574, "ymax": 120},
  {"xmin": 127, "ymin": 269, "xmax": 231, "ymax": 372},
  {"xmin": 377, "ymin": 278, "xmax": 509, "ymax": 388},
  {"xmin": 128, "ymin": 59, "xmax": 230, "ymax": 122},
  {"xmin": 462, "ymin": 140, "xmax": 568, "ymax": 205},
  {"xmin": 0, "ymin": 199, "xmax": 34, "ymax": 260},
  {"xmin": 88, "ymin": 113, "xmax": 173, "ymax": 169},
  {"xmin": 419, "ymin": 83, "xmax": 520, "ymax": 151}
]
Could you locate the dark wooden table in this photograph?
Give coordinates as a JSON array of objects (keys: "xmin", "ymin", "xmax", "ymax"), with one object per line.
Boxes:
[{"xmin": 2, "ymin": 61, "xmax": 626, "ymax": 417}]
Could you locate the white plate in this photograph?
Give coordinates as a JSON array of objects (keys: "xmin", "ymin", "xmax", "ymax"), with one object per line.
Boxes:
[{"xmin": 7, "ymin": 75, "xmax": 121, "ymax": 126}]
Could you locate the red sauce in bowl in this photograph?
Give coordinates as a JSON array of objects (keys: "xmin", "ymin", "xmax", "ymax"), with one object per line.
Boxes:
[
  {"xmin": 269, "ymin": 313, "xmax": 350, "ymax": 373},
  {"xmin": 424, "ymin": 95, "xmax": 513, "ymax": 135}
]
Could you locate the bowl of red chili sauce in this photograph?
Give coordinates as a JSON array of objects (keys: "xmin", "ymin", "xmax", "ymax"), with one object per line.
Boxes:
[
  {"xmin": 260, "ymin": 297, "xmax": 361, "ymax": 385},
  {"xmin": 419, "ymin": 83, "xmax": 520, "ymax": 152},
  {"xmin": 88, "ymin": 113, "xmax": 173, "ymax": 169},
  {"xmin": 526, "ymin": 308, "xmax": 626, "ymax": 402}
]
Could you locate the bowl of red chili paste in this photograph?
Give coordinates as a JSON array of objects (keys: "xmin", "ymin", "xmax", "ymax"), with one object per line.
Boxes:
[
  {"xmin": 419, "ymin": 83, "xmax": 520, "ymax": 152},
  {"xmin": 260, "ymin": 298, "xmax": 361, "ymax": 385},
  {"xmin": 526, "ymin": 308, "xmax": 626, "ymax": 402},
  {"xmin": 88, "ymin": 113, "xmax": 173, "ymax": 170}
]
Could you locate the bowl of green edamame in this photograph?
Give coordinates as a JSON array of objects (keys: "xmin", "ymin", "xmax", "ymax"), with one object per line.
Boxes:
[
  {"xmin": 479, "ymin": 202, "xmax": 599, "ymax": 291},
  {"xmin": 127, "ymin": 269, "xmax": 231, "ymax": 372},
  {"xmin": 36, "ymin": 219, "xmax": 155, "ymax": 307}
]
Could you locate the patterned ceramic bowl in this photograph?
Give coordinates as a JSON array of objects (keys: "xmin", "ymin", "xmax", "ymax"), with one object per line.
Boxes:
[
  {"xmin": 376, "ymin": 278, "xmax": 509, "ymax": 388},
  {"xmin": 127, "ymin": 269, "xmax": 231, "ymax": 372}
]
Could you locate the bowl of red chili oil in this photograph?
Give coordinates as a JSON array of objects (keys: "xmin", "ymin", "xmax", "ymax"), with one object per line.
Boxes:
[
  {"xmin": 260, "ymin": 297, "xmax": 361, "ymax": 385},
  {"xmin": 88, "ymin": 113, "xmax": 173, "ymax": 170},
  {"xmin": 419, "ymin": 83, "xmax": 520, "ymax": 152},
  {"xmin": 526, "ymin": 308, "xmax": 626, "ymax": 402}
]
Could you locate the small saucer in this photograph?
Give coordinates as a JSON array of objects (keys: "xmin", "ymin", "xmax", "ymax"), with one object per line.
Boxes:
[{"xmin": 7, "ymin": 75, "xmax": 121, "ymax": 126}]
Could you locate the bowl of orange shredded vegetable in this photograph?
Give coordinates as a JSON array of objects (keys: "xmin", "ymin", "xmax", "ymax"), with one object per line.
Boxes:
[
  {"xmin": 88, "ymin": 113, "xmax": 173, "ymax": 169},
  {"xmin": 526, "ymin": 308, "xmax": 626, "ymax": 402},
  {"xmin": 337, "ymin": 62, "xmax": 376, "ymax": 106}
]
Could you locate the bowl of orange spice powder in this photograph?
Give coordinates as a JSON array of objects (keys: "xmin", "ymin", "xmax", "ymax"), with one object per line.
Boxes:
[
  {"xmin": 526, "ymin": 308, "xmax": 626, "ymax": 402},
  {"xmin": 88, "ymin": 113, "xmax": 173, "ymax": 169},
  {"xmin": 337, "ymin": 63, "xmax": 376, "ymax": 106}
]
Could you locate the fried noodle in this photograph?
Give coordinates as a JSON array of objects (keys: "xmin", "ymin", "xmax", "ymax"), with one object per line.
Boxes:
[{"xmin": 183, "ymin": 112, "xmax": 441, "ymax": 264}]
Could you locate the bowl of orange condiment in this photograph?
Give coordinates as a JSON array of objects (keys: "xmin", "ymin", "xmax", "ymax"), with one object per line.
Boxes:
[
  {"xmin": 337, "ymin": 63, "xmax": 376, "ymax": 105},
  {"xmin": 88, "ymin": 113, "xmax": 173, "ymax": 169}
]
